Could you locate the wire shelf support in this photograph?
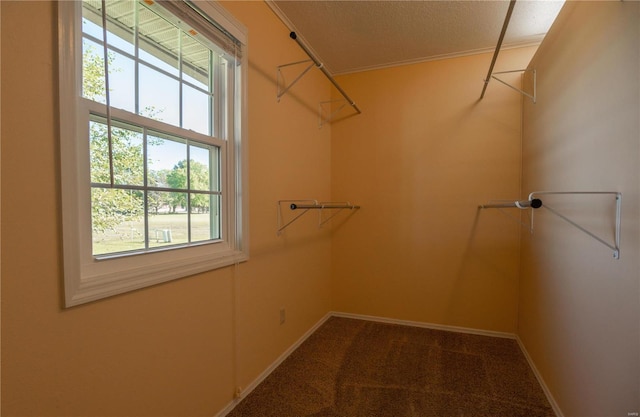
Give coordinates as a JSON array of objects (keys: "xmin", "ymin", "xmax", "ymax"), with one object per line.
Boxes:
[
  {"xmin": 491, "ymin": 69, "xmax": 537, "ymax": 103},
  {"xmin": 277, "ymin": 200, "xmax": 360, "ymax": 235},
  {"xmin": 318, "ymin": 99, "xmax": 349, "ymax": 128},
  {"xmin": 479, "ymin": 0, "xmax": 537, "ymax": 103},
  {"xmin": 276, "ymin": 59, "xmax": 316, "ymax": 102},
  {"xmin": 276, "ymin": 32, "xmax": 361, "ymax": 126},
  {"xmin": 480, "ymin": 192, "xmax": 622, "ymax": 259},
  {"xmin": 529, "ymin": 191, "xmax": 622, "ymax": 259}
]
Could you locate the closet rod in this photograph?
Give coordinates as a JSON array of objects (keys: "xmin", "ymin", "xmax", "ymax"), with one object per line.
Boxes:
[
  {"xmin": 480, "ymin": 0, "xmax": 516, "ymax": 99},
  {"xmin": 290, "ymin": 202, "xmax": 360, "ymax": 210},
  {"xmin": 289, "ymin": 32, "xmax": 361, "ymax": 115},
  {"xmin": 480, "ymin": 198, "xmax": 542, "ymax": 210}
]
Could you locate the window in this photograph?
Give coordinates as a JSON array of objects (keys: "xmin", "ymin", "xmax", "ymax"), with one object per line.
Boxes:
[{"xmin": 59, "ymin": 0, "xmax": 248, "ymax": 307}]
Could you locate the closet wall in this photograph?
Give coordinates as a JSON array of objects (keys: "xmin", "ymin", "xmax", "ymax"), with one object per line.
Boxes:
[
  {"xmin": 1, "ymin": 1, "xmax": 333, "ymax": 415},
  {"xmin": 4, "ymin": 1, "xmax": 635, "ymax": 416},
  {"xmin": 331, "ymin": 47, "xmax": 536, "ymax": 333},
  {"xmin": 519, "ymin": 2, "xmax": 640, "ymax": 416}
]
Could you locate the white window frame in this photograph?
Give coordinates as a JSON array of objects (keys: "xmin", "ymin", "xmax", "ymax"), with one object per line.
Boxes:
[{"xmin": 59, "ymin": 0, "xmax": 249, "ymax": 307}]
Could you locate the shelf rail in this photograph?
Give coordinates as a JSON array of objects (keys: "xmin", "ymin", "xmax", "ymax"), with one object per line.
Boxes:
[
  {"xmin": 277, "ymin": 200, "xmax": 360, "ymax": 234},
  {"xmin": 276, "ymin": 32, "xmax": 361, "ymax": 126},
  {"xmin": 479, "ymin": 197, "xmax": 542, "ymax": 230},
  {"xmin": 479, "ymin": 0, "xmax": 537, "ymax": 103},
  {"xmin": 480, "ymin": 0, "xmax": 516, "ymax": 100},
  {"xmin": 480, "ymin": 192, "xmax": 622, "ymax": 259},
  {"xmin": 479, "ymin": 198, "xmax": 542, "ymax": 210},
  {"xmin": 289, "ymin": 32, "xmax": 361, "ymax": 115}
]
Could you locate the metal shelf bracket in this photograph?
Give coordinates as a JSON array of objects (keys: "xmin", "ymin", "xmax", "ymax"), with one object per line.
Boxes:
[
  {"xmin": 319, "ymin": 99, "xmax": 348, "ymax": 128},
  {"xmin": 529, "ymin": 191, "xmax": 622, "ymax": 259},
  {"xmin": 276, "ymin": 32, "xmax": 361, "ymax": 127},
  {"xmin": 491, "ymin": 68, "xmax": 537, "ymax": 103},
  {"xmin": 276, "ymin": 59, "xmax": 317, "ymax": 102},
  {"xmin": 480, "ymin": 192, "xmax": 622, "ymax": 259},
  {"xmin": 277, "ymin": 200, "xmax": 360, "ymax": 235}
]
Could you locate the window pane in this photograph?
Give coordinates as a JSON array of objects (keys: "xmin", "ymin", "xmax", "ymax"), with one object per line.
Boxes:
[
  {"xmin": 147, "ymin": 168, "xmax": 168, "ymax": 188},
  {"xmin": 182, "ymin": 32, "xmax": 210, "ymax": 90},
  {"xmin": 148, "ymin": 191, "xmax": 188, "ymax": 248},
  {"xmin": 82, "ymin": 0, "xmax": 135, "ymax": 55},
  {"xmin": 191, "ymin": 194, "xmax": 220, "ymax": 242},
  {"xmin": 138, "ymin": 5, "xmax": 179, "ymax": 76},
  {"xmin": 183, "ymin": 84, "xmax": 210, "ymax": 135},
  {"xmin": 82, "ymin": 1, "xmax": 135, "ymax": 108},
  {"xmin": 105, "ymin": 1, "xmax": 135, "ymax": 55},
  {"xmin": 82, "ymin": 5, "xmax": 102, "ymax": 37},
  {"xmin": 189, "ymin": 144, "xmax": 215, "ymax": 191},
  {"xmin": 92, "ymin": 188, "xmax": 145, "ymax": 255},
  {"xmin": 89, "ymin": 120, "xmax": 109, "ymax": 183},
  {"xmin": 89, "ymin": 120, "xmax": 144, "ymax": 186},
  {"xmin": 139, "ymin": 64, "xmax": 179, "ymax": 124},
  {"xmin": 108, "ymin": 51, "xmax": 135, "ymax": 113},
  {"xmin": 112, "ymin": 125, "xmax": 144, "ymax": 186},
  {"xmin": 139, "ymin": 47, "xmax": 180, "ymax": 77},
  {"xmin": 82, "ymin": 39, "xmax": 106, "ymax": 103},
  {"xmin": 82, "ymin": 39, "xmax": 135, "ymax": 112},
  {"xmin": 148, "ymin": 189, "xmax": 170, "ymax": 215},
  {"xmin": 147, "ymin": 135, "xmax": 187, "ymax": 187}
]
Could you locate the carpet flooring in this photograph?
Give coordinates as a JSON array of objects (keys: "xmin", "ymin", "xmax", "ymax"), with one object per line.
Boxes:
[{"xmin": 227, "ymin": 317, "xmax": 554, "ymax": 417}]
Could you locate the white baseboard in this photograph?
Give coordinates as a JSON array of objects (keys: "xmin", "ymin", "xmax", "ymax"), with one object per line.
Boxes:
[
  {"xmin": 215, "ymin": 311, "xmax": 333, "ymax": 417},
  {"xmin": 331, "ymin": 311, "xmax": 517, "ymax": 339},
  {"xmin": 216, "ymin": 311, "xmax": 560, "ymax": 417},
  {"xmin": 338, "ymin": 312, "xmax": 562, "ymax": 416},
  {"xmin": 515, "ymin": 336, "xmax": 563, "ymax": 417}
]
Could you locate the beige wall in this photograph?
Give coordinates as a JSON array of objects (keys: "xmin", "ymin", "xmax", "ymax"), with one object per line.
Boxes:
[
  {"xmin": 1, "ymin": 1, "xmax": 332, "ymax": 415},
  {"xmin": 519, "ymin": 1, "xmax": 640, "ymax": 416},
  {"xmin": 331, "ymin": 47, "xmax": 536, "ymax": 333},
  {"xmin": 4, "ymin": 1, "xmax": 637, "ymax": 416}
]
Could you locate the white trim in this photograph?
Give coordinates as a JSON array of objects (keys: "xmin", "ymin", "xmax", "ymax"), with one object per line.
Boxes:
[
  {"xmin": 332, "ymin": 41, "xmax": 544, "ymax": 76},
  {"xmin": 59, "ymin": 0, "xmax": 249, "ymax": 307},
  {"xmin": 263, "ymin": 0, "xmax": 328, "ymax": 72},
  {"xmin": 217, "ymin": 312, "xmax": 563, "ymax": 417},
  {"xmin": 516, "ymin": 336, "xmax": 563, "ymax": 417},
  {"xmin": 217, "ymin": 312, "xmax": 523, "ymax": 416},
  {"xmin": 264, "ymin": 0, "xmax": 543, "ymax": 77},
  {"xmin": 331, "ymin": 311, "xmax": 517, "ymax": 339},
  {"xmin": 216, "ymin": 312, "xmax": 333, "ymax": 417}
]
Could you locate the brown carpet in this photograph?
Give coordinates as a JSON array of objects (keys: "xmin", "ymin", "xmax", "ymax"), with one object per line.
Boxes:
[{"xmin": 227, "ymin": 317, "xmax": 554, "ymax": 417}]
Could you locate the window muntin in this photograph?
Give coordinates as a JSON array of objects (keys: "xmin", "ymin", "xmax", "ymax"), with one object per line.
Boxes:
[
  {"xmin": 81, "ymin": 0, "xmax": 224, "ymax": 134},
  {"xmin": 59, "ymin": 0, "xmax": 247, "ymax": 307},
  {"xmin": 89, "ymin": 117, "xmax": 222, "ymax": 256},
  {"xmin": 81, "ymin": 0, "xmax": 228, "ymax": 258}
]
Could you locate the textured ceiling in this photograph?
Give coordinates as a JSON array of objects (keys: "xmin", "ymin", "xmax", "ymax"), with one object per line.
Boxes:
[{"xmin": 268, "ymin": 0, "xmax": 565, "ymax": 75}]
